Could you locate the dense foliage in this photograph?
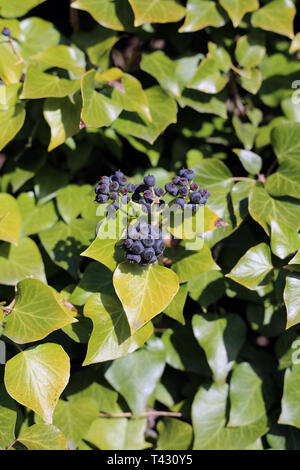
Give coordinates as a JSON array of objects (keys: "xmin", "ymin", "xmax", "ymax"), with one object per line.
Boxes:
[{"xmin": 1, "ymin": 0, "xmax": 300, "ymax": 451}]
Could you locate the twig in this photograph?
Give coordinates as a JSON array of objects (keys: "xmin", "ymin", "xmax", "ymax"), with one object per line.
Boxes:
[
  {"xmin": 231, "ymin": 177, "xmax": 256, "ymax": 182},
  {"xmin": 6, "ymin": 439, "xmax": 17, "ymax": 451},
  {"xmin": 8, "ymin": 38, "xmax": 26, "ymax": 64},
  {"xmin": 98, "ymin": 411, "xmax": 182, "ymax": 419},
  {"xmin": 70, "ymin": 0, "xmax": 80, "ymax": 32}
]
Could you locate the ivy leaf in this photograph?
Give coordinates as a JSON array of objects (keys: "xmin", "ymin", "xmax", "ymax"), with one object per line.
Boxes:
[
  {"xmin": 192, "ymin": 383, "xmax": 268, "ymax": 449},
  {"xmin": 179, "ymin": 0, "xmax": 225, "ymax": 33},
  {"xmin": 0, "ymin": 193, "xmax": 21, "ymax": 245},
  {"xmin": 226, "ymin": 243, "xmax": 273, "ymax": 290},
  {"xmin": 0, "ymin": 384, "xmax": 18, "ymax": 449},
  {"xmin": 128, "ymin": 0, "xmax": 185, "ymax": 27},
  {"xmin": 81, "ymin": 70, "xmax": 122, "ymax": 128},
  {"xmin": 0, "ymin": 103, "xmax": 26, "ymax": 151},
  {"xmin": 52, "ymin": 398, "xmax": 98, "ymax": 446},
  {"xmin": 235, "ymin": 33, "xmax": 266, "ymax": 69},
  {"xmin": 71, "ymin": 0, "xmax": 134, "ymax": 31},
  {"xmin": 0, "ymin": 237, "xmax": 46, "ymax": 286},
  {"xmin": 56, "ymin": 184, "xmax": 91, "ymax": 224},
  {"xmin": 233, "ymin": 149, "xmax": 262, "ymax": 175},
  {"xmin": 69, "ymin": 262, "xmax": 115, "ymax": 306},
  {"xmin": 0, "ymin": 42, "xmax": 23, "ymax": 84},
  {"xmin": 34, "ymin": 163, "xmax": 69, "ymax": 204},
  {"xmin": 105, "ymin": 345, "xmax": 165, "ymax": 415},
  {"xmin": 18, "ymin": 424, "xmax": 68, "ymax": 450},
  {"xmin": 111, "ymin": 73, "xmax": 151, "ymax": 121},
  {"xmin": 4, "ymin": 343, "xmax": 70, "ymax": 424},
  {"xmin": 20, "ymin": 66, "xmax": 80, "ymax": 99},
  {"xmin": 219, "ymin": 0, "xmax": 259, "ymax": 27},
  {"xmin": 270, "ymin": 219, "xmax": 299, "ymax": 260},
  {"xmin": 271, "ymin": 122, "xmax": 300, "ymax": 162},
  {"xmin": 188, "ymin": 56, "xmax": 228, "ymax": 94},
  {"xmin": 17, "ymin": 192, "xmax": 57, "ymax": 236},
  {"xmin": 18, "ymin": 17, "xmax": 60, "ymax": 59},
  {"xmin": 112, "ymin": 86, "xmax": 178, "ymax": 144},
  {"xmin": 279, "ymin": 364, "xmax": 300, "ymax": 428},
  {"xmin": 178, "ymin": 89, "xmax": 227, "ymax": 118},
  {"xmin": 251, "ymin": 0, "xmax": 296, "ymax": 39},
  {"xmin": 113, "ymin": 262, "xmax": 179, "ymax": 334},
  {"xmin": 228, "ymin": 362, "xmax": 266, "ymax": 426},
  {"xmin": 192, "ymin": 313, "xmax": 246, "ymax": 383},
  {"xmin": 31, "ymin": 45, "xmax": 86, "ymax": 76},
  {"xmin": 157, "ymin": 418, "xmax": 193, "ymax": 450},
  {"xmin": 0, "ymin": 0, "xmax": 46, "ymax": 18},
  {"xmin": 249, "ymin": 186, "xmax": 300, "ymax": 235},
  {"xmin": 266, "ymin": 158, "xmax": 300, "ymax": 199},
  {"xmin": 164, "ymin": 283, "xmax": 188, "ymax": 325},
  {"xmin": 39, "ymin": 219, "xmax": 96, "ymax": 278},
  {"xmin": 286, "ymin": 250, "xmax": 300, "ymax": 273},
  {"xmin": 172, "ymin": 243, "xmax": 220, "ymax": 283},
  {"xmin": 83, "ymin": 292, "xmax": 153, "ymax": 365},
  {"xmin": 284, "ymin": 273, "xmax": 300, "ymax": 329},
  {"xmin": 188, "ymin": 270, "xmax": 225, "ymax": 307},
  {"xmin": 3, "ymin": 278, "xmax": 77, "ymax": 344},
  {"xmin": 43, "ymin": 95, "xmax": 82, "ymax": 151}
]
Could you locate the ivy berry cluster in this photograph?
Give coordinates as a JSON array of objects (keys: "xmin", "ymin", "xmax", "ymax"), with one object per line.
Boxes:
[
  {"xmin": 165, "ymin": 168, "xmax": 210, "ymax": 210},
  {"xmin": 121, "ymin": 223, "xmax": 166, "ymax": 266}
]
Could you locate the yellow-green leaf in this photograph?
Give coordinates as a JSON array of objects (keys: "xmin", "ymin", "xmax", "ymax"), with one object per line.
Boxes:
[
  {"xmin": 0, "ymin": 193, "xmax": 21, "ymax": 245},
  {"xmin": 128, "ymin": 0, "xmax": 185, "ymax": 27},
  {"xmin": 251, "ymin": 0, "xmax": 296, "ymax": 39},
  {"xmin": 18, "ymin": 424, "xmax": 68, "ymax": 450},
  {"xmin": 219, "ymin": 0, "xmax": 259, "ymax": 27}
]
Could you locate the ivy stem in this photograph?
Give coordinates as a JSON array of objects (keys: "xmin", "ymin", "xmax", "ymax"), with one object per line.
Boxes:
[
  {"xmin": 6, "ymin": 439, "xmax": 17, "ymax": 451},
  {"xmin": 231, "ymin": 177, "xmax": 256, "ymax": 182},
  {"xmin": 98, "ymin": 411, "xmax": 182, "ymax": 419},
  {"xmin": 7, "ymin": 38, "xmax": 26, "ymax": 64}
]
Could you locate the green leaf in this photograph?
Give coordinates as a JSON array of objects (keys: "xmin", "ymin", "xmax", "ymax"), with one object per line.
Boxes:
[
  {"xmin": 4, "ymin": 343, "xmax": 70, "ymax": 423},
  {"xmin": 0, "ymin": 103, "xmax": 26, "ymax": 151},
  {"xmin": 270, "ymin": 219, "xmax": 299, "ymax": 260},
  {"xmin": 113, "ymin": 262, "xmax": 179, "ymax": 334},
  {"xmin": 157, "ymin": 418, "xmax": 193, "ymax": 450},
  {"xmin": 279, "ymin": 364, "xmax": 300, "ymax": 428},
  {"xmin": 69, "ymin": 262, "xmax": 115, "ymax": 306},
  {"xmin": 178, "ymin": 89, "xmax": 227, "ymax": 118},
  {"xmin": 284, "ymin": 273, "xmax": 300, "ymax": 329},
  {"xmin": 3, "ymin": 278, "xmax": 77, "ymax": 344},
  {"xmin": 71, "ymin": 0, "xmax": 134, "ymax": 31},
  {"xmin": 84, "ymin": 417, "xmax": 149, "ymax": 450},
  {"xmin": 192, "ymin": 313, "xmax": 246, "ymax": 382},
  {"xmin": 286, "ymin": 250, "xmax": 300, "ymax": 273},
  {"xmin": 172, "ymin": 243, "xmax": 220, "ymax": 283},
  {"xmin": 128, "ymin": 0, "xmax": 185, "ymax": 27},
  {"xmin": 18, "ymin": 17, "xmax": 60, "ymax": 59},
  {"xmin": 249, "ymin": 185, "xmax": 300, "ymax": 235},
  {"xmin": 188, "ymin": 270, "xmax": 225, "ymax": 307},
  {"xmin": 238, "ymin": 68, "xmax": 262, "ymax": 95},
  {"xmin": 18, "ymin": 424, "xmax": 68, "ymax": 450},
  {"xmin": 105, "ymin": 346, "xmax": 165, "ymax": 415},
  {"xmin": 228, "ymin": 362, "xmax": 266, "ymax": 426},
  {"xmin": 0, "ymin": 384, "xmax": 18, "ymax": 449},
  {"xmin": 56, "ymin": 184, "xmax": 91, "ymax": 224},
  {"xmin": 233, "ymin": 149, "xmax": 262, "ymax": 175},
  {"xmin": 266, "ymin": 158, "xmax": 300, "ymax": 199},
  {"xmin": 232, "ymin": 115, "xmax": 257, "ymax": 150},
  {"xmin": 111, "ymin": 73, "xmax": 151, "ymax": 121},
  {"xmin": 0, "ymin": 41, "xmax": 23, "ymax": 84},
  {"xmin": 43, "ymin": 95, "xmax": 82, "ymax": 151},
  {"xmin": 164, "ymin": 283, "xmax": 187, "ymax": 325},
  {"xmin": 0, "ymin": 193, "xmax": 21, "ymax": 245},
  {"xmin": 235, "ymin": 33, "xmax": 266, "ymax": 69},
  {"xmin": 192, "ymin": 382, "xmax": 268, "ymax": 449},
  {"xmin": 188, "ymin": 56, "xmax": 227, "ymax": 94},
  {"xmin": 17, "ymin": 192, "xmax": 57, "ymax": 236},
  {"xmin": 82, "ymin": 292, "xmax": 153, "ymax": 365},
  {"xmin": 81, "ymin": 70, "xmax": 122, "ymax": 128},
  {"xmin": 179, "ymin": 0, "xmax": 225, "ymax": 33},
  {"xmin": 71, "ymin": 26, "xmax": 119, "ymax": 68},
  {"xmin": 39, "ymin": 219, "xmax": 96, "ymax": 278},
  {"xmin": 0, "ymin": 237, "xmax": 46, "ymax": 286},
  {"xmin": 271, "ymin": 122, "xmax": 300, "ymax": 162},
  {"xmin": 251, "ymin": 0, "xmax": 296, "ymax": 39},
  {"xmin": 226, "ymin": 243, "xmax": 273, "ymax": 290},
  {"xmin": 20, "ymin": 66, "xmax": 80, "ymax": 99},
  {"xmin": 31, "ymin": 45, "xmax": 85, "ymax": 76},
  {"xmin": 0, "ymin": 0, "xmax": 46, "ymax": 17},
  {"xmin": 219, "ymin": 0, "xmax": 259, "ymax": 27},
  {"xmin": 112, "ymin": 86, "xmax": 178, "ymax": 144},
  {"xmin": 52, "ymin": 398, "xmax": 98, "ymax": 446}
]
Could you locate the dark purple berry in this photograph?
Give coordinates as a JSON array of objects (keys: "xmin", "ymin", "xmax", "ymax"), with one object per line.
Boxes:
[
  {"xmin": 122, "ymin": 239, "xmax": 133, "ymax": 250},
  {"xmin": 143, "ymin": 247, "xmax": 155, "ymax": 260},
  {"xmin": 179, "ymin": 186, "xmax": 189, "ymax": 196},
  {"xmin": 154, "ymin": 239, "xmax": 166, "ymax": 254},
  {"xmin": 100, "ymin": 175, "xmax": 110, "ymax": 184},
  {"xmin": 114, "ymin": 170, "xmax": 123, "ymax": 178},
  {"xmin": 190, "ymin": 182, "xmax": 199, "ymax": 191},
  {"xmin": 142, "ymin": 236, "xmax": 155, "ymax": 247},
  {"xmin": 109, "ymin": 192, "xmax": 118, "ymax": 201},
  {"xmin": 174, "ymin": 198, "xmax": 186, "ymax": 209},
  {"xmin": 172, "ymin": 176, "xmax": 180, "ymax": 185},
  {"xmin": 179, "ymin": 168, "xmax": 187, "ymax": 177},
  {"xmin": 119, "ymin": 176, "xmax": 127, "ymax": 186},
  {"xmin": 98, "ymin": 183, "xmax": 109, "ymax": 194},
  {"xmin": 165, "ymin": 183, "xmax": 178, "ymax": 196},
  {"xmin": 179, "ymin": 177, "xmax": 188, "ymax": 186},
  {"xmin": 110, "ymin": 181, "xmax": 119, "ymax": 191},
  {"xmin": 144, "ymin": 174, "xmax": 156, "ymax": 186},
  {"xmin": 121, "ymin": 195, "xmax": 130, "ymax": 204},
  {"xmin": 127, "ymin": 254, "xmax": 141, "ymax": 264},
  {"xmin": 132, "ymin": 241, "xmax": 144, "ymax": 254},
  {"xmin": 127, "ymin": 184, "xmax": 135, "ymax": 193},
  {"xmin": 143, "ymin": 189, "xmax": 152, "ymax": 199},
  {"xmin": 155, "ymin": 187, "xmax": 164, "ymax": 197},
  {"xmin": 141, "ymin": 202, "xmax": 152, "ymax": 213},
  {"xmin": 120, "ymin": 186, "xmax": 128, "ymax": 194},
  {"xmin": 185, "ymin": 169, "xmax": 195, "ymax": 181},
  {"xmin": 190, "ymin": 192, "xmax": 201, "ymax": 204},
  {"xmin": 2, "ymin": 27, "xmax": 11, "ymax": 37},
  {"xmin": 95, "ymin": 194, "xmax": 108, "ymax": 203}
]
